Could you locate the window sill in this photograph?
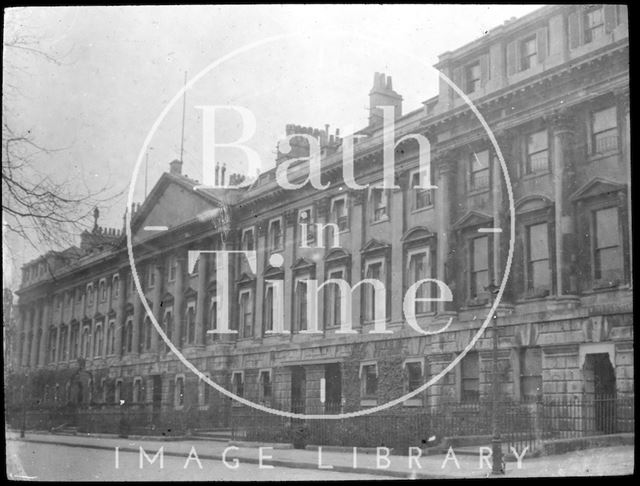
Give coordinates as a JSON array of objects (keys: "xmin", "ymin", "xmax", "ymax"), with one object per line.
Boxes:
[
  {"xmin": 588, "ymin": 150, "xmax": 620, "ymax": 163},
  {"xmin": 467, "ymin": 188, "xmax": 490, "ymax": 197},
  {"xmin": 198, "ymin": 405, "xmax": 209, "ymax": 411},
  {"xmin": 360, "ymin": 399, "xmax": 377, "ymax": 407},
  {"xmin": 369, "ymin": 217, "xmax": 390, "ymax": 226},
  {"xmin": 521, "ymin": 170, "xmax": 551, "ymax": 181},
  {"xmin": 174, "ymin": 405, "xmax": 184, "ymax": 411},
  {"xmin": 592, "ymin": 278, "xmax": 622, "ymax": 290},
  {"xmin": 411, "ymin": 205, "xmax": 434, "ymax": 215},
  {"xmin": 465, "ymin": 297, "xmax": 489, "ymax": 308},
  {"xmin": 403, "ymin": 398, "xmax": 423, "ymax": 407}
]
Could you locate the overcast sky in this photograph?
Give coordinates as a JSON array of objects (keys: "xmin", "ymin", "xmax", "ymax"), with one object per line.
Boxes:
[{"xmin": 3, "ymin": 4, "xmax": 543, "ymax": 288}]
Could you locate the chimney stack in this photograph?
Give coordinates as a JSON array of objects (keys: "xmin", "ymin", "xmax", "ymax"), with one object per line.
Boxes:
[
  {"xmin": 369, "ymin": 72, "xmax": 403, "ymax": 127},
  {"xmin": 169, "ymin": 159, "xmax": 183, "ymax": 176}
]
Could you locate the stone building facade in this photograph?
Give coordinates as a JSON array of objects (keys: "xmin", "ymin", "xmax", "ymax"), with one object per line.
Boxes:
[{"xmin": 8, "ymin": 5, "xmax": 631, "ymax": 430}]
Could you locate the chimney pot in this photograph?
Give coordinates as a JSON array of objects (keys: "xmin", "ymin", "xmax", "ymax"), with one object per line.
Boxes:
[{"xmin": 169, "ymin": 159, "xmax": 183, "ymax": 176}]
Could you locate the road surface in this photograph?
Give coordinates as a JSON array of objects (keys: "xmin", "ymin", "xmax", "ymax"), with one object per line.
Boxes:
[{"xmin": 6, "ymin": 441, "xmax": 392, "ymax": 481}]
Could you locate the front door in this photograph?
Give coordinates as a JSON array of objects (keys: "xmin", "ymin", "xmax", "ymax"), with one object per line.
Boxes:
[
  {"xmin": 324, "ymin": 363, "xmax": 342, "ymax": 413},
  {"xmin": 291, "ymin": 367, "xmax": 306, "ymax": 414},
  {"xmin": 592, "ymin": 354, "xmax": 616, "ymax": 433}
]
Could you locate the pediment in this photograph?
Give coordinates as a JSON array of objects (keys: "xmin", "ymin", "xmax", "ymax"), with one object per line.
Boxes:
[
  {"xmin": 515, "ymin": 195, "xmax": 554, "ymax": 214},
  {"xmin": 107, "ymin": 308, "xmax": 117, "ymax": 318},
  {"xmin": 360, "ymin": 239, "xmax": 391, "ymax": 254},
  {"xmin": 325, "ymin": 248, "xmax": 351, "ymax": 264},
  {"xmin": 452, "ymin": 210, "xmax": 492, "ymax": 230},
  {"xmin": 236, "ymin": 272, "xmax": 256, "ymax": 285},
  {"xmin": 160, "ymin": 292, "xmax": 174, "ymax": 306},
  {"xmin": 401, "ymin": 226, "xmax": 435, "ymax": 244},
  {"xmin": 263, "ymin": 265, "xmax": 285, "ymax": 279},
  {"xmin": 184, "ymin": 286, "xmax": 197, "ymax": 299},
  {"xmin": 129, "ymin": 174, "xmax": 225, "ymax": 245},
  {"xmin": 291, "ymin": 257, "xmax": 315, "ymax": 272},
  {"xmin": 570, "ymin": 178, "xmax": 626, "ymax": 202}
]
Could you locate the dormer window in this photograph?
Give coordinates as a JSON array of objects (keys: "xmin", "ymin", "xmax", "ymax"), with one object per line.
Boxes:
[
  {"xmin": 268, "ymin": 218, "xmax": 283, "ymax": 253},
  {"xmin": 520, "ymin": 35, "xmax": 537, "ymax": 71},
  {"xmin": 370, "ymin": 188, "xmax": 389, "ymax": 222},
  {"xmin": 241, "ymin": 228, "xmax": 255, "ymax": 252},
  {"xmin": 584, "ymin": 5, "xmax": 605, "ymax": 43},
  {"xmin": 465, "ymin": 62, "xmax": 481, "ymax": 94}
]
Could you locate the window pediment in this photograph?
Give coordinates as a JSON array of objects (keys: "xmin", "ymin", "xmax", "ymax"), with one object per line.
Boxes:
[
  {"xmin": 291, "ymin": 257, "xmax": 315, "ymax": 272},
  {"xmin": 184, "ymin": 287, "xmax": 197, "ymax": 299},
  {"xmin": 452, "ymin": 210, "xmax": 492, "ymax": 230},
  {"xmin": 570, "ymin": 177, "xmax": 625, "ymax": 202},
  {"xmin": 360, "ymin": 238, "xmax": 391, "ymax": 254},
  {"xmin": 515, "ymin": 194, "xmax": 554, "ymax": 214},
  {"xmin": 325, "ymin": 248, "xmax": 351, "ymax": 265},
  {"xmin": 401, "ymin": 226, "xmax": 435, "ymax": 244}
]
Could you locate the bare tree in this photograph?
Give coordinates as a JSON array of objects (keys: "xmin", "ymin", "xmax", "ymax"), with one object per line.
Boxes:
[{"xmin": 2, "ymin": 9, "xmax": 124, "ymax": 273}]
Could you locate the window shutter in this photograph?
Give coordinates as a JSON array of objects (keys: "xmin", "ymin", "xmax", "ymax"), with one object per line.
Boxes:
[
  {"xmin": 480, "ymin": 54, "xmax": 490, "ymax": 87},
  {"xmin": 604, "ymin": 5, "xmax": 616, "ymax": 33},
  {"xmin": 506, "ymin": 41, "xmax": 517, "ymax": 76},
  {"xmin": 536, "ymin": 26, "xmax": 548, "ymax": 63},
  {"xmin": 568, "ymin": 11, "xmax": 581, "ymax": 49}
]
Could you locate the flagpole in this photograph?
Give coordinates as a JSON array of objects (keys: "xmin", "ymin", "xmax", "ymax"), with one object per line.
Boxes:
[{"xmin": 180, "ymin": 71, "xmax": 187, "ymax": 162}]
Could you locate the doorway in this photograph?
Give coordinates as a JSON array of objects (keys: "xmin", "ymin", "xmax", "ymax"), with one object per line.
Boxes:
[
  {"xmin": 584, "ymin": 353, "xmax": 616, "ymax": 433},
  {"xmin": 324, "ymin": 363, "xmax": 342, "ymax": 413},
  {"xmin": 291, "ymin": 366, "xmax": 306, "ymax": 414}
]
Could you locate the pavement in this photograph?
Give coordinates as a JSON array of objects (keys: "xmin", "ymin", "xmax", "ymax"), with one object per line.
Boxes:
[{"xmin": 5, "ymin": 429, "xmax": 635, "ymax": 479}]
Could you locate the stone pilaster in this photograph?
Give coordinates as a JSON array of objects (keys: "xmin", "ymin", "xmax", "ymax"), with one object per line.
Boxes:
[
  {"xmin": 350, "ymin": 189, "xmax": 365, "ymax": 330},
  {"xmin": 151, "ymin": 262, "xmax": 164, "ymax": 353},
  {"xmin": 38, "ymin": 299, "xmax": 51, "ymax": 367},
  {"xmin": 254, "ymin": 223, "xmax": 267, "ymax": 339},
  {"xmin": 616, "ymin": 88, "xmax": 631, "ymax": 287},
  {"xmin": 21, "ymin": 307, "xmax": 30, "ymax": 367},
  {"xmin": 173, "ymin": 256, "xmax": 186, "ymax": 348},
  {"xmin": 283, "ymin": 210, "xmax": 297, "ymax": 334},
  {"xmin": 550, "ymin": 111, "xmax": 578, "ymax": 296},
  {"xmin": 195, "ymin": 253, "xmax": 208, "ymax": 347},
  {"xmin": 435, "ymin": 156, "xmax": 457, "ymax": 312},
  {"xmin": 115, "ymin": 270, "xmax": 127, "ymax": 357},
  {"xmin": 30, "ymin": 303, "xmax": 41, "ymax": 367},
  {"xmin": 390, "ymin": 176, "xmax": 406, "ymax": 322},
  {"xmin": 132, "ymin": 292, "xmax": 142, "ymax": 356}
]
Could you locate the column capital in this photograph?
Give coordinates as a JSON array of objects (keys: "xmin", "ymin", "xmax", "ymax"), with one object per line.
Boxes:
[
  {"xmin": 350, "ymin": 188, "xmax": 367, "ymax": 206},
  {"xmin": 256, "ymin": 219, "xmax": 269, "ymax": 237},
  {"xmin": 316, "ymin": 197, "xmax": 332, "ymax": 219},
  {"xmin": 614, "ymin": 87, "xmax": 630, "ymax": 114},
  {"xmin": 434, "ymin": 156, "xmax": 458, "ymax": 177},
  {"xmin": 284, "ymin": 209, "xmax": 298, "ymax": 226},
  {"xmin": 549, "ymin": 110, "xmax": 576, "ymax": 134}
]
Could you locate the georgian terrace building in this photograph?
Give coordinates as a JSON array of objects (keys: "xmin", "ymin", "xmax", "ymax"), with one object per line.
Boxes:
[{"xmin": 9, "ymin": 5, "xmax": 631, "ymax": 428}]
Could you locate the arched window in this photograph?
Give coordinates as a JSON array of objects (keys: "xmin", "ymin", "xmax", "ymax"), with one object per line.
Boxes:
[
  {"xmin": 49, "ymin": 327, "xmax": 58, "ymax": 363},
  {"xmin": 163, "ymin": 312, "xmax": 173, "ymax": 353},
  {"xmin": 175, "ymin": 376, "xmax": 185, "ymax": 408},
  {"xmin": 81, "ymin": 327, "xmax": 91, "ymax": 358},
  {"xmin": 106, "ymin": 321, "xmax": 115, "ymax": 355},
  {"xmin": 125, "ymin": 319, "xmax": 133, "ymax": 353},
  {"xmin": 99, "ymin": 280, "xmax": 107, "ymax": 302},
  {"xmin": 112, "ymin": 275, "xmax": 120, "ymax": 299},
  {"xmin": 94, "ymin": 325, "xmax": 103, "ymax": 357},
  {"xmin": 59, "ymin": 325, "xmax": 68, "ymax": 361},
  {"xmin": 144, "ymin": 316, "xmax": 152, "ymax": 351},
  {"xmin": 186, "ymin": 306, "xmax": 196, "ymax": 344}
]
